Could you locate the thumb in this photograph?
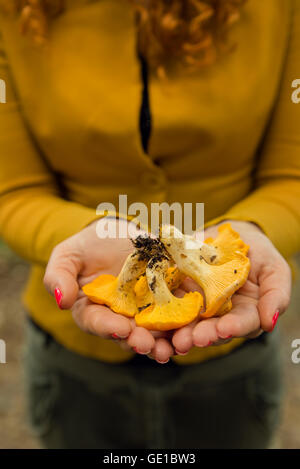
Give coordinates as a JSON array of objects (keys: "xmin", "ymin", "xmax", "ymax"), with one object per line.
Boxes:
[{"xmin": 43, "ymin": 244, "xmax": 83, "ymax": 310}]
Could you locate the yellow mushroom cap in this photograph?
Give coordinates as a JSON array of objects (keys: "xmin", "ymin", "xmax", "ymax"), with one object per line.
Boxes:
[
  {"xmin": 201, "ymin": 223, "xmax": 249, "ymax": 315},
  {"xmin": 135, "ymin": 291, "xmax": 203, "ymax": 331},
  {"xmin": 204, "ymin": 223, "xmax": 249, "ymax": 263},
  {"xmin": 82, "ymin": 274, "xmax": 116, "ymax": 305},
  {"xmin": 82, "ymin": 274, "xmax": 138, "ymax": 318}
]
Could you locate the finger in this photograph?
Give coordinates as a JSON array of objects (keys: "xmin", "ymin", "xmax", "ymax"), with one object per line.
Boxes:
[
  {"xmin": 44, "ymin": 243, "xmax": 82, "ymax": 309},
  {"xmin": 151, "ymin": 337, "xmax": 174, "ymax": 364},
  {"xmin": 127, "ymin": 326, "xmax": 155, "ymax": 354},
  {"xmin": 257, "ymin": 262, "xmax": 292, "ymax": 332},
  {"xmin": 72, "ymin": 297, "xmax": 132, "ymax": 339},
  {"xmin": 192, "ymin": 318, "xmax": 220, "ymax": 347},
  {"xmin": 173, "ymin": 288, "xmax": 188, "ymax": 298},
  {"xmin": 215, "ymin": 299, "xmax": 260, "ymax": 339},
  {"xmin": 172, "ymin": 320, "xmax": 198, "ymax": 354}
]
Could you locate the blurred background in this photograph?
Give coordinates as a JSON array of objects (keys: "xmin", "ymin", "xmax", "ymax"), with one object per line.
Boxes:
[{"xmin": 0, "ymin": 240, "xmax": 299, "ymax": 449}]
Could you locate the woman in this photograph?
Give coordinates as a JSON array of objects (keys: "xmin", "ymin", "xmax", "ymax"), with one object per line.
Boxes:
[{"xmin": 0, "ymin": 0, "xmax": 298, "ymax": 449}]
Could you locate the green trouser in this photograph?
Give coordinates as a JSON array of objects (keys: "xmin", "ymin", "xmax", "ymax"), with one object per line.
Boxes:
[{"xmin": 23, "ymin": 318, "xmax": 283, "ymax": 449}]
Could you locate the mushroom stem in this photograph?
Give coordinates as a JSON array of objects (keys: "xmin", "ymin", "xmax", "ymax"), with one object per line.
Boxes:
[
  {"xmin": 146, "ymin": 257, "xmax": 173, "ymax": 306},
  {"xmin": 117, "ymin": 252, "xmax": 146, "ymax": 292}
]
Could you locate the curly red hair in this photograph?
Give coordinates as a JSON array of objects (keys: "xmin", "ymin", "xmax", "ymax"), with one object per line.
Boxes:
[
  {"xmin": 1, "ymin": 0, "xmax": 247, "ymax": 75},
  {"xmin": 132, "ymin": 0, "xmax": 247, "ymax": 76}
]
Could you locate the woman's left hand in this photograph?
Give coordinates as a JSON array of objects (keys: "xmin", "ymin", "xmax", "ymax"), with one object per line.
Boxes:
[{"xmin": 172, "ymin": 220, "xmax": 292, "ymax": 354}]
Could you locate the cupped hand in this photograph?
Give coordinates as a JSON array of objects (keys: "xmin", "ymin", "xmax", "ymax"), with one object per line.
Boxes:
[
  {"xmin": 172, "ymin": 220, "xmax": 292, "ymax": 354},
  {"xmin": 43, "ymin": 218, "xmax": 175, "ymax": 363}
]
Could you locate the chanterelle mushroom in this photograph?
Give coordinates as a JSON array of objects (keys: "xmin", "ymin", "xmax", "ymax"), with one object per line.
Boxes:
[
  {"xmin": 135, "ymin": 257, "xmax": 203, "ymax": 330},
  {"xmin": 201, "ymin": 223, "xmax": 249, "ymax": 315},
  {"xmin": 82, "ymin": 224, "xmax": 250, "ymax": 326},
  {"xmin": 82, "ymin": 252, "xmax": 146, "ymax": 317},
  {"xmin": 82, "ymin": 234, "xmax": 170, "ymax": 318},
  {"xmin": 160, "ymin": 225, "xmax": 250, "ymax": 318}
]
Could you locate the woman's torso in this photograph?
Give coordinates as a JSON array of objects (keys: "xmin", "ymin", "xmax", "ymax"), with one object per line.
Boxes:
[{"xmin": 0, "ymin": 0, "xmax": 292, "ymax": 363}]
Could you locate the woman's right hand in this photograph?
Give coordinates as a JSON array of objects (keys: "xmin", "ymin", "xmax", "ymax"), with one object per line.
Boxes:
[{"xmin": 43, "ymin": 218, "xmax": 174, "ymax": 363}]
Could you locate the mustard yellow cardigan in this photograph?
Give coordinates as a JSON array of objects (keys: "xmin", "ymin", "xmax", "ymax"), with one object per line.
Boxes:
[{"xmin": 0, "ymin": 0, "xmax": 299, "ymax": 364}]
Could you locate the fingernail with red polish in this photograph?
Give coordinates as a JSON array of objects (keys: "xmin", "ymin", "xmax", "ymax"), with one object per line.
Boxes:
[
  {"xmin": 157, "ymin": 359, "xmax": 169, "ymax": 364},
  {"xmin": 271, "ymin": 311, "xmax": 280, "ymax": 331},
  {"xmin": 112, "ymin": 333, "xmax": 129, "ymax": 340},
  {"xmin": 112, "ymin": 333, "xmax": 121, "ymax": 340},
  {"xmin": 54, "ymin": 287, "xmax": 63, "ymax": 309}
]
